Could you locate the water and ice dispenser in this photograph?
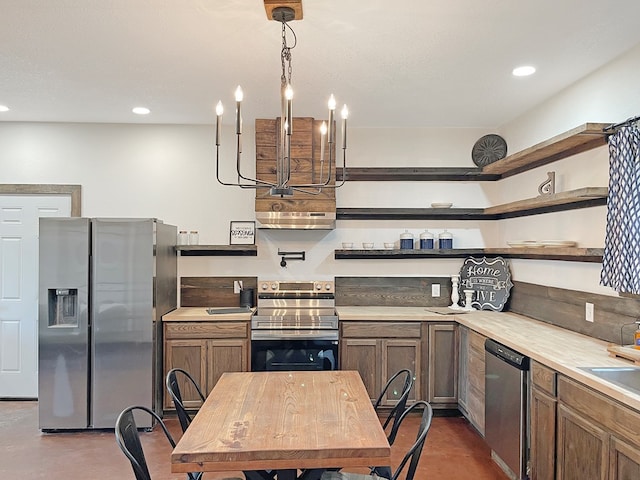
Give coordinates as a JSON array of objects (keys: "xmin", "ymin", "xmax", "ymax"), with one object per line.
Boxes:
[{"xmin": 47, "ymin": 288, "xmax": 78, "ymax": 327}]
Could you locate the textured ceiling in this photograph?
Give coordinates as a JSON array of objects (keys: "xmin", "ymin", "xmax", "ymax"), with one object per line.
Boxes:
[{"xmin": 1, "ymin": 0, "xmax": 640, "ymax": 128}]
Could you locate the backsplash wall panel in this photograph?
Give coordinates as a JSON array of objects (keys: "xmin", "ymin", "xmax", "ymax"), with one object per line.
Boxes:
[
  {"xmin": 508, "ymin": 281, "xmax": 640, "ymax": 344},
  {"xmin": 335, "ymin": 277, "xmax": 452, "ymax": 307},
  {"xmin": 180, "ymin": 276, "xmax": 257, "ymax": 307}
]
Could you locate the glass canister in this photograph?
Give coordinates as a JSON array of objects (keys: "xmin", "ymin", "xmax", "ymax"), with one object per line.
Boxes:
[
  {"xmin": 400, "ymin": 230, "xmax": 414, "ymax": 250},
  {"xmin": 188, "ymin": 230, "xmax": 199, "ymax": 245},
  {"xmin": 438, "ymin": 229, "xmax": 453, "ymax": 249},
  {"xmin": 419, "ymin": 230, "xmax": 434, "ymax": 249},
  {"xmin": 177, "ymin": 231, "xmax": 188, "ymax": 246}
]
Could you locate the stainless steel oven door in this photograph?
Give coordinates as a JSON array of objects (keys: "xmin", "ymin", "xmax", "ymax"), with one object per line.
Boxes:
[{"xmin": 251, "ymin": 331, "xmax": 339, "ymax": 372}]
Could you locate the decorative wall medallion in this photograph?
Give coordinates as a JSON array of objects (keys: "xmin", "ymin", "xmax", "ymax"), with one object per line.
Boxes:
[{"xmin": 471, "ymin": 134, "xmax": 507, "ymax": 167}]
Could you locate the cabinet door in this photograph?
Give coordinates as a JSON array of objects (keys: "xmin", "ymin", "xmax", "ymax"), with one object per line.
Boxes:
[
  {"xmin": 206, "ymin": 339, "xmax": 249, "ymax": 395},
  {"xmin": 557, "ymin": 403, "xmax": 609, "ymax": 480},
  {"xmin": 428, "ymin": 324, "xmax": 457, "ymax": 404},
  {"xmin": 381, "ymin": 339, "xmax": 420, "ymax": 406},
  {"xmin": 530, "ymin": 386, "xmax": 557, "ymax": 480},
  {"xmin": 341, "ymin": 338, "xmax": 379, "ymax": 401},
  {"xmin": 164, "ymin": 339, "xmax": 207, "ymax": 409},
  {"xmin": 609, "ymin": 436, "xmax": 640, "ymax": 480}
]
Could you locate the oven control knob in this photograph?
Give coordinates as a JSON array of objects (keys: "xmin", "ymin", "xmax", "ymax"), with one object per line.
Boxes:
[
  {"xmin": 315, "ymin": 283, "xmax": 322, "ymax": 290},
  {"xmin": 325, "ymin": 283, "xmax": 332, "ymax": 291},
  {"xmin": 260, "ymin": 283, "xmax": 269, "ymax": 290},
  {"xmin": 271, "ymin": 283, "xmax": 278, "ymax": 290}
]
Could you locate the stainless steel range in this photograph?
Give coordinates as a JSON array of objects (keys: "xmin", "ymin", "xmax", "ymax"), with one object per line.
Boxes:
[{"xmin": 251, "ymin": 280, "xmax": 339, "ymax": 371}]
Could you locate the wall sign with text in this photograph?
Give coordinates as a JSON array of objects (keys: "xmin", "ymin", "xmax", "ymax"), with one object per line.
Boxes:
[
  {"xmin": 459, "ymin": 256, "xmax": 513, "ymax": 311},
  {"xmin": 229, "ymin": 221, "xmax": 255, "ymax": 245}
]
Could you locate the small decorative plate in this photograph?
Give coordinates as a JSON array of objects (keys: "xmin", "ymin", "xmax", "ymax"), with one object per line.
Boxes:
[
  {"xmin": 431, "ymin": 202, "xmax": 453, "ymax": 208},
  {"xmin": 472, "ymin": 134, "xmax": 508, "ymax": 167},
  {"xmin": 540, "ymin": 240, "xmax": 577, "ymax": 247}
]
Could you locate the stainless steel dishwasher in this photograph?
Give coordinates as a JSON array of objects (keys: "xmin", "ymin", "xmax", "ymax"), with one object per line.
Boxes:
[{"xmin": 485, "ymin": 338, "xmax": 530, "ymax": 480}]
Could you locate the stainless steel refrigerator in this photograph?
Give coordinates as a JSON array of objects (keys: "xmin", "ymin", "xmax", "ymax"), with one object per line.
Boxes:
[{"xmin": 38, "ymin": 218, "xmax": 176, "ymax": 430}]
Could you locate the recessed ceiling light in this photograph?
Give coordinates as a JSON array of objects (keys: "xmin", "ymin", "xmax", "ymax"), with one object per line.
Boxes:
[
  {"xmin": 512, "ymin": 65, "xmax": 536, "ymax": 77},
  {"xmin": 0, "ymin": 105, "xmax": 9, "ymax": 112},
  {"xmin": 132, "ymin": 107, "xmax": 150, "ymax": 115}
]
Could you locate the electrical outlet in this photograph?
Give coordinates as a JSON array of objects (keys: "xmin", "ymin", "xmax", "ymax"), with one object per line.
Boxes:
[
  {"xmin": 234, "ymin": 280, "xmax": 243, "ymax": 294},
  {"xmin": 585, "ymin": 302, "xmax": 594, "ymax": 322},
  {"xmin": 431, "ymin": 284, "xmax": 441, "ymax": 297}
]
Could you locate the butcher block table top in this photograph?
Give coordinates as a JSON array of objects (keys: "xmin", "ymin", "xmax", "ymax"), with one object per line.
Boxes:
[{"xmin": 171, "ymin": 370, "xmax": 390, "ymax": 476}]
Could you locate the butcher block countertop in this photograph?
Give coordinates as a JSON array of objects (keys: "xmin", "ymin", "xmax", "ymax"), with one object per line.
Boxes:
[
  {"xmin": 337, "ymin": 306, "xmax": 640, "ymax": 412},
  {"xmin": 162, "ymin": 307, "xmax": 254, "ymax": 321}
]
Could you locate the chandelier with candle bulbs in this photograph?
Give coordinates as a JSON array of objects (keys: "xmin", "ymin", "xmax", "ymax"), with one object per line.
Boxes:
[{"xmin": 214, "ymin": 3, "xmax": 348, "ymax": 197}]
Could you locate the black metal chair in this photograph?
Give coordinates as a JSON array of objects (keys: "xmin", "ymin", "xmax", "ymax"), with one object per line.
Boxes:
[
  {"xmin": 374, "ymin": 369, "xmax": 415, "ymax": 445},
  {"xmin": 320, "ymin": 400, "xmax": 434, "ymax": 480},
  {"xmin": 115, "ymin": 405, "xmax": 217, "ymax": 480},
  {"xmin": 165, "ymin": 367, "xmax": 206, "ymax": 434},
  {"xmin": 165, "ymin": 369, "xmax": 275, "ymax": 480}
]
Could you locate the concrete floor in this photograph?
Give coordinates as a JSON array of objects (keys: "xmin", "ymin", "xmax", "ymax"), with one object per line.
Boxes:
[{"xmin": 0, "ymin": 400, "xmax": 509, "ymax": 479}]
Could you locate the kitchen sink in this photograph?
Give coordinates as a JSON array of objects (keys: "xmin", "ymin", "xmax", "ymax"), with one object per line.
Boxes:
[{"xmin": 579, "ymin": 366, "xmax": 640, "ymax": 395}]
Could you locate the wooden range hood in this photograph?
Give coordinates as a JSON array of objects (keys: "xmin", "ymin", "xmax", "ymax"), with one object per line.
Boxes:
[{"xmin": 255, "ymin": 117, "xmax": 337, "ymax": 229}]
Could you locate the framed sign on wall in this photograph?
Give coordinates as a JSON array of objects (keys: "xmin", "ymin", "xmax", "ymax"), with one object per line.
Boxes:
[
  {"xmin": 229, "ymin": 221, "xmax": 255, "ymax": 245},
  {"xmin": 459, "ymin": 256, "xmax": 513, "ymax": 311}
]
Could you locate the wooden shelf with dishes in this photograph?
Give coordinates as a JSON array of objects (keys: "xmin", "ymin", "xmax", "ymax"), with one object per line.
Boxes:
[
  {"xmin": 335, "ymin": 247, "xmax": 604, "ymax": 263},
  {"xmin": 337, "ymin": 187, "xmax": 608, "ymax": 221},
  {"xmin": 336, "ymin": 122, "xmax": 608, "ymax": 181},
  {"xmin": 176, "ymin": 245, "xmax": 257, "ymax": 256}
]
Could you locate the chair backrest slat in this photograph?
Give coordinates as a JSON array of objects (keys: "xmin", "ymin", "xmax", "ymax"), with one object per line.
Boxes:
[
  {"xmin": 374, "ymin": 369, "xmax": 414, "ymax": 445},
  {"xmin": 166, "ymin": 368, "xmax": 206, "ymax": 434}
]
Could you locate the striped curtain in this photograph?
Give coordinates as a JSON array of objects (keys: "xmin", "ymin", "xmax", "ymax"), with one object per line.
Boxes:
[{"xmin": 600, "ymin": 125, "xmax": 640, "ymax": 294}]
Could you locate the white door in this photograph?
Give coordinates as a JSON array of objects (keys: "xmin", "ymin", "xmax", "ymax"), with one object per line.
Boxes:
[{"xmin": 0, "ymin": 195, "xmax": 71, "ymax": 397}]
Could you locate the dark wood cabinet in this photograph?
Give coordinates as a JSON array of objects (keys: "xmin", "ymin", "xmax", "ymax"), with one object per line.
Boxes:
[
  {"xmin": 557, "ymin": 403, "xmax": 609, "ymax": 480},
  {"xmin": 530, "ymin": 361, "xmax": 558, "ymax": 480},
  {"xmin": 457, "ymin": 325, "xmax": 485, "ymax": 434},
  {"xmin": 556, "ymin": 376, "xmax": 640, "ymax": 480},
  {"xmin": 163, "ymin": 321, "xmax": 249, "ymax": 410},
  {"xmin": 340, "ymin": 321, "xmax": 422, "ymax": 405},
  {"xmin": 427, "ymin": 324, "xmax": 458, "ymax": 405}
]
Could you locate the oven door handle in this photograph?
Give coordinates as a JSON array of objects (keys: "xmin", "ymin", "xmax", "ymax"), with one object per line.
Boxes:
[{"xmin": 251, "ymin": 330, "xmax": 339, "ymax": 341}]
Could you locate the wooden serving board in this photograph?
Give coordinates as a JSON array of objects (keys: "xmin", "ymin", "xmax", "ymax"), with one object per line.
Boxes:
[{"xmin": 607, "ymin": 344, "xmax": 640, "ymax": 365}]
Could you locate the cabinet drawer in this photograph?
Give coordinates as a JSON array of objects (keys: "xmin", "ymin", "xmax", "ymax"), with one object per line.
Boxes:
[
  {"xmin": 165, "ymin": 321, "xmax": 249, "ymax": 339},
  {"xmin": 341, "ymin": 322, "xmax": 422, "ymax": 338},
  {"xmin": 469, "ymin": 330, "xmax": 486, "ymax": 354},
  {"xmin": 531, "ymin": 361, "xmax": 556, "ymax": 397},
  {"xmin": 467, "ymin": 350, "xmax": 485, "ymax": 390}
]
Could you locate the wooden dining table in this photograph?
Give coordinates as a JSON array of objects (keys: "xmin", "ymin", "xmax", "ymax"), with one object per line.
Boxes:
[{"xmin": 171, "ymin": 370, "xmax": 391, "ymax": 480}]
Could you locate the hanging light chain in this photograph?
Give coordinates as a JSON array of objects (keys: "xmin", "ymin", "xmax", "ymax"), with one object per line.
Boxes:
[{"xmin": 280, "ymin": 20, "xmax": 294, "ymax": 87}]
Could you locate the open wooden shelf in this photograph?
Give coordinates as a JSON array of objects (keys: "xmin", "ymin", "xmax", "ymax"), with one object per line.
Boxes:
[
  {"xmin": 177, "ymin": 245, "xmax": 257, "ymax": 256},
  {"xmin": 484, "ymin": 187, "xmax": 608, "ymax": 218},
  {"xmin": 337, "ymin": 167, "xmax": 500, "ymax": 182},
  {"xmin": 335, "ymin": 247, "xmax": 603, "ymax": 263},
  {"xmin": 336, "ymin": 123, "xmax": 608, "ymax": 182},
  {"xmin": 482, "ymin": 123, "xmax": 609, "ymax": 178},
  {"xmin": 337, "ymin": 207, "xmax": 485, "ymax": 221},
  {"xmin": 337, "ymin": 187, "xmax": 608, "ymax": 221}
]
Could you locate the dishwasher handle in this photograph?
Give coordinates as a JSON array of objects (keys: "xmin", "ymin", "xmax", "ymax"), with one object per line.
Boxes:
[{"xmin": 485, "ymin": 338, "xmax": 530, "ymax": 371}]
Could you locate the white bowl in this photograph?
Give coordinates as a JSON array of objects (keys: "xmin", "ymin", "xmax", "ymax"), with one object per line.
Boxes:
[
  {"xmin": 342, "ymin": 242, "xmax": 353, "ymax": 249},
  {"xmin": 431, "ymin": 202, "xmax": 453, "ymax": 208},
  {"xmin": 362, "ymin": 243, "xmax": 374, "ymax": 249},
  {"xmin": 384, "ymin": 242, "xmax": 395, "ymax": 250}
]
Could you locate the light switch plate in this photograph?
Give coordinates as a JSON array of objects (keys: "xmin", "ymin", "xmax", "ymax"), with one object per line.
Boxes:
[
  {"xmin": 431, "ymin": 284, "xmax": 441, "ymax": 297},
  {"xmin": 585, "ymin": 302, "xmax": 594, "ymax": 322}
]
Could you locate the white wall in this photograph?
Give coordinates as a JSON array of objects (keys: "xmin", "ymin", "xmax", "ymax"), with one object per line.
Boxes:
[{"xmin": 2, "ymin": 44, "xmax": 639, "ymax": 300}]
